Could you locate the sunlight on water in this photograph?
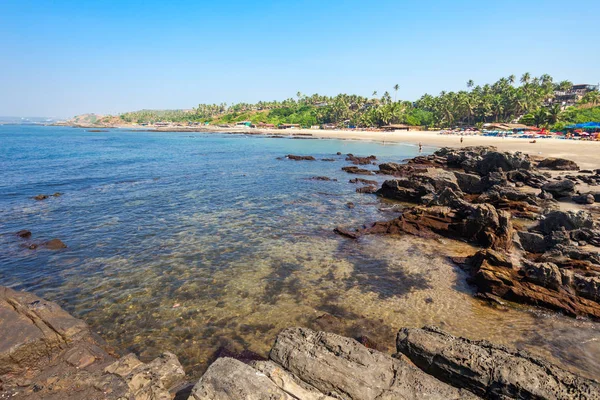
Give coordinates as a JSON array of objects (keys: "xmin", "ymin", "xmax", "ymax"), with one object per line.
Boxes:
[{"xmin": 0, "ymin": 126, "xmax": 598, "ymax": 379}]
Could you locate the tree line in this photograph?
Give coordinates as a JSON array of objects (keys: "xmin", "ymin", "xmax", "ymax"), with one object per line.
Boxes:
[{"xmin": 116, "ymin": 73, "xmax": 599, "ymax": 129}]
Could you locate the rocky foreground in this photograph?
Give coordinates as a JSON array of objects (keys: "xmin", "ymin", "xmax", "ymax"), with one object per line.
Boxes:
[
  {"xmin": 336, "ymin": 146, "xmax": 600, "ymax": 320},
  {"xmin": 2, "ymin": 285, "xmax": 599, "ymax": 399}
]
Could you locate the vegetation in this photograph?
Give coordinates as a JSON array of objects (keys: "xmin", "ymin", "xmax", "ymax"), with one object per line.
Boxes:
[{"xmin": 112, "ymin": 73, "xmax": 599, "ymax": 129}]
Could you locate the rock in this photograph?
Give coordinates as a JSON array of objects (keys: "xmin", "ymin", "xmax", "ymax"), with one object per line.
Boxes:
[
  {"xmin": 44, "ymin": 238, "xmax": 67, "ymax": 249},
  {"xmin": 361, "ymin": 201, "xmax": 514, "ymax": 252},
  {"xmin": 349, "ymin": 178, "xmax": 377, "ymax": 185},
  {"xmin": 321, "ymin": 158, "xmax": 335, "ymax": 161},
  {"xmin": 0, "ymin": 286, "xmax": 91, "ymax": 376},
  {"xmin": 0, "ymin": 286, "xmax": 187, "ymax": 399},
  {"xmin": 105, "ymin": 352, "xmax": 186, "ymax": 400},
  {"xmin": 507, "ymin": 169, "xmax": 548, "ymax": 188},
  {"xmin": 33, "ymin": 194, "xmax": 49, "ymax": 201},
  {"xmin": 453, "ymin": 171, "xmax": 484, "ymax": 194},
  {"xmin": 16, "ymin": 230, "xmax": 31, "ymax": 239},
  {"xmin": 457, "ymin": 249, "xmax": 600, "ymax": 319},
  {"xmin": 541, "ymin": 179, "xmax": 576, "ymax": 198},
  {"xmin": 537, "ymin": 210, "xmax": 595, "ymax": 234},
  {"xmin": 538, "ymin": 190, "xmax": 554, "ymax": 200},
  {"xmin": 396, "ymin": 326, "xmax": 600, "ymax": 399},
  {"xmin": 377, "ymin": 169, "xmax": 462, "ymax": 204},
  {"xmin": 346, "ymin": 202, "xmax": 355, "ymax": 209},
  {"xmin": 573, "ymin": 193, "xmax": 595, "ymax": 204},
  {"xmin": 538, "ymin": 157, "xmax": 580, "ymax": 171},
  {"xmin": 269, "ymin": 327, "xmax": 478, "ymax": 399},
  {"xmin": 475, "ymin": 151, "xmax": 532, "ymax": 175},
  {"xmin": 286, "ymin": 154, "xmax": 315, "ymax": 161},
  {"xmin": 356, "ymin": 185, "xmax": 377, "ymax": 194},
  {"xmin": 341, "ymin": 166, "xmax": 374, "ymax": 175},
  {"xmin": 517, "ymin": 231, "xmax": 548, "ymax": 253},
  {"xmin": 345, "ymin": 154, "xmax": 377, "ymax": 165},
  {"xmin": 333, "ymin": 227, "xmax": 360, "ymax": 239},
  {"xmin": 307, "ymin": 176, "xmax": 337, "ymax": 181},
  {"xmin": 336, "ymin": 152, "xmax": 342, "ymax": 155}
]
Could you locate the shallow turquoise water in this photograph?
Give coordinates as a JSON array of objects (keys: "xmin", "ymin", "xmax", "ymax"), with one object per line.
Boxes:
[{"xmin": 1, "ymin": 125, "xmax": 599, "ymax": 378}]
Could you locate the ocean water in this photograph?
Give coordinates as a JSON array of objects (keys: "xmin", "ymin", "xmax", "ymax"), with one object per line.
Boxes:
[{"xmin": 1, "ymin": 125, "xmax": 599, "ymax": 379}]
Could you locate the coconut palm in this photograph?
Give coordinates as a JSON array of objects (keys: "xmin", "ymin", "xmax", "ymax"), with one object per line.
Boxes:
[{"xmin": 393, "ymin": 84, "xmax": 399, "ymax": 102}]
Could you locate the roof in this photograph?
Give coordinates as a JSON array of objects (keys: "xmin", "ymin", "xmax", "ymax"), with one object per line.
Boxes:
[{"xmin": 484, "ymin": 123, "xmax": 535, "ymax": 130}]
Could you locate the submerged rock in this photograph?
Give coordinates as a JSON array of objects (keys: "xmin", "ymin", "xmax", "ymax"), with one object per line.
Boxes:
[
  {"xmin": 345, "ymin": 154, "xmax": 377, "ymax": 165},
  {"xmin": 16, "ymin": 230, "xmax": 31, "ymax": 239},
  {"xmin": 356, "ymin": 185, "xmax": 377, "ymax": 194},
  {"xmin": 341, "ymin": 166, "xmax": 374, "ymax": 175},
  {"xmin": 396, "ymin": 326, "xmax": 600, "ymax": 399},
  {"xmin": 286, "ymin": 154, "xmax": 316, "ymax": 161},
  {"xmin": 44, "ymin": 238, "xmax": 67, "ymax": 249}
]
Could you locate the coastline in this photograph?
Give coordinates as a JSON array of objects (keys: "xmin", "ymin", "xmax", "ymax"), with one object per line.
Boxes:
[{"xmin": 70, "ymin": 124, "xmax": 600, "ymax": 170}]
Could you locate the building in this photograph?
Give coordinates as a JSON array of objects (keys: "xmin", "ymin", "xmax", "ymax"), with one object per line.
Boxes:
[{"xmin": 550, "ymin": 84, "xmax": 599, "ymax": 108}]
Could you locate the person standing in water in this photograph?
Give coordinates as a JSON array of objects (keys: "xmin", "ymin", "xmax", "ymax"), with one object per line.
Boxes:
[{"xmin": 419, "ymin": 142, "xmax": 422, "ymax": 152}]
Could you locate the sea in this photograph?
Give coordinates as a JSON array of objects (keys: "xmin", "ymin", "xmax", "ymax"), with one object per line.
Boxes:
[{"xmin": 0, "ymin": 125, "xmax": 598, "ymax": 378}]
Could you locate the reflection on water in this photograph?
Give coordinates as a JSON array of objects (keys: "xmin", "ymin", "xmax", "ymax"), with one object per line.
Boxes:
[{"xmin": 0, "ymin": 126, "xmax": 598, "ymax": 379}]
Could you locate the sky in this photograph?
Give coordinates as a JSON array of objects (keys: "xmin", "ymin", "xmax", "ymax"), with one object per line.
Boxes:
[{"xmin": 1, "ymin": 0, "xmax": 599, "ymax": 118}]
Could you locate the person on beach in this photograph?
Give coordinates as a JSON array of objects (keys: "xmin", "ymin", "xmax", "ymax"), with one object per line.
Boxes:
[
  {"xmin": 460, "ymin": 137, "xmax": 463, "ymax": 144},
  {"xmin": 419, "ymin": 142, "xmax": 422, "ymax": 152}
]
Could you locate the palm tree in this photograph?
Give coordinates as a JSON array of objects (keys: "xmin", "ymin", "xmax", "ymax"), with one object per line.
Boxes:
[
  {"xmin": 372, "ymin": 90, "xmax": 378, "ymax": 98},
  {"xmin": 520, "ymin": 72, "xmax": 531, "ymax": 85},
  {"xmin": 467, "ymin": 80, "xmax": 474, "ymax": 89},
  {"xmin": 393, "ymin": 84, "xmax": 399, "ymax": 102}
]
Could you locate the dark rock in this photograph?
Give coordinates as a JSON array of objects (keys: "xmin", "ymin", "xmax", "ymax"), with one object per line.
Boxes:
[
  {"xmin": 321, "ymin": 158, "xmax": 335, "ymax": 161},
  {"xmin": 506, "ymin": 169, "xmax": 548, "ymax": 188},
  {"xmin": 286, "ymin": 154, "xmax": 315, "ymax": 161},
  {"xmin": 44, "ymin": 238, "xmax": 67, "ymax": 250},
  {"xmin": 346, "ymin": 202, "xmax": 355, "ymax": 209},
  {"xmin": 538, "ymin": 157, "xmax": 580, "ymax": 171},
  {"xmin": 377, "ymin": 169, "xmax": 462, "ymax": 204},
  {"xmin": 346, "ymin": 154, "xmax": 377, "ymax": 165},
  {"xmin": 306, "ymin": 176, "xmax": 337, "ymax": 181},
  {"xmin": 33, "ymin": 194, "xmax": 48, "ymax": 201},
  {"xmin": 517, "ymin": 231, "xmax": 548, "ymax": 253},
  {"xmin": 349, "ymin": 178, "xmax": 377, "ymax": 185},
  {"xmin": 537, "ymin": 210, "xmax": 594, "ymax": 234},
  {"xmin": 458, "ymin": 249, "xmax": 600, "ymax": 319},
  {"xmin": 53, "ymin": 192, "xmax": 62, "ymax": 197},
  {"xmin": 453, "ymin": 172, "xmax": 484, "ymax": 194},
  {"xmin": 542, "ymin": 179, "xmax": 576, "ymax": 198},
  {"xmin": 361, "ymin": 201, "xmax": 514, "ymax": 252},
  {"xmin": 16, "ymin": 230, "xmax": 31, "ymax": 239},
  {"xmin": 396, "ymin": 326, "xmax": 600, "ymax": 399},
  {"xmin": 573, "ymin": 193, "xmax": 595, "ymax": 204},
  {"xmin": 336, "ymin": 152, "xmax": 342, "ymax": 155},
  {"xmin": 334, "ymin": 227, "xmax": 360, "ymax": 239},
  {"xmin": 356, "ymin": 185, "xmax": 377, "ymax": 194},
  {"xmin": 538, "ymin": 190, "xmax": 554, "ymax": 200},
  {"xmin": 341, "ymin": 166, "xmax": 374, "ymax": 175},
  {"xmin": 475, "ymin": 151, "xmax": 531, "ymax": 175}
]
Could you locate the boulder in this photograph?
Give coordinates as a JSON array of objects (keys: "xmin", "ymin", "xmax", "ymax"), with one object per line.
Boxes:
[
  {"xmin": 377, "ymin": 169, "xmax": 462, "ymax": 204},
  {"xmin": 517, "ymin": 231, "xmax": 548, "ymax": 253},
  {"xmin": 269, "ymin": 327, "xmax": 478, "ymax": 399},
  {"xmin": 396, "ymin": 326, "xmax": 600, "ymax": 399},
  {"xmin": 541, "ymin": 179, "xmax": 576, "ymax": 198},
  {"xmin": 537, "ymin": 157, "xmax": 580, "ymax": 171},
  {"xmin": 457, "ymin": 249, "xmax": 600, "ymax": 319},
  {"xmin": 453, "ymin": 172, "xmax": 484, "ymax": 194},
  {"xmin": 573, "ymin": 193, "xmax": 595, "ymax": 204},
  {"xmin": 506, "ymin": 169, "xmax": 548, "ymax": 188},
  {"xmin": 475, "ymin": 151, "xmax": 531, "ymax": 175},
  {"xmin": 33, "ymin": 194, "xmax": 49, "ymax": 201},
  {"xmin": 537, "ymin": 210, "xmax": 595, "ymax": 234},
  {"xmin": 341, "ymin": 166, "xmax": 374, "ymax": 175},
  {"xmin": 16, "ymin": 230, "xmax": 31, "ymax": 239},
  {"xmin": 286, "ymin": 154, "xmax": 315, "ymax": 161},
  {"xmin": 349, "ymin": 178, "xmax": 377, "ymax": 185},
  {"xmin": 44, "ymin": 238, "xmax": 67, "ymax": 249},
  {"xmin": 345, "ymin": 154, "xmax": 377, "ymax": 165},
  {"xmin": 356, "ymin": 185, "xmax": 377, "ymax": 194}
]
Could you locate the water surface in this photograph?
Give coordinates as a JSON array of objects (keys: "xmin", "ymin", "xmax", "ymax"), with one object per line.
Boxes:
[{"xmin": 0, "ymin": 126, "xmax": 598, "ymax": 379}]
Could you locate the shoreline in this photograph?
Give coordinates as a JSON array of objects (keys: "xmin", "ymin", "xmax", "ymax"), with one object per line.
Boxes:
[{"xmin": 66, "ymin": 124, "xmax": 600, "ymax": 170}]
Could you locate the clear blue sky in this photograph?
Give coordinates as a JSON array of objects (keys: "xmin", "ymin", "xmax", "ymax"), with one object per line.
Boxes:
[{"xmin": 1, "ymin": 0, "xmax": 599, "ymax": 118}]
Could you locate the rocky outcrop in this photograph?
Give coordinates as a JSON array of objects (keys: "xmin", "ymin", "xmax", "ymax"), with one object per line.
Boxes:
[
  {"xmin": 349, "ymin": 178, "xmax": 377, "ymax": 185},
  {"xmin": 396, "ymin": 326, "xmax": 600, "ymax": 399},
  {"xmin": 341, "ymin": 166, "xmax": 374, "ymax": 175},
  {"xmin": 537, "ymin": 157, "xmax": 580, "ymax": 171},
  {"xmin": 0, "ymin": 286, "xmax": 186, "ymax": 399},
  {"xmin": 377, "ymin": 168, "xmax": 462, "ymax": 204},
  {"xmin": 541, "ymin": 179, "xmax": 576, "ymax": 198},
  {"xmin": 286, "ymin": 154, "xmax": 316, "ymax": 161},
  {"xmin": 345, "ymin": 154, "xmax": 377, "ymax": 165},
  {"xmin": 268, "ymin": 327, "xmax": 478, "ymax": 399},
  {"xmin": 356, "ymin": 185, "xmax": 377, "ymax": 194},
  {"xmin": 456, "ymin": 249, "xmax": 600, "ymax": 319}
]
